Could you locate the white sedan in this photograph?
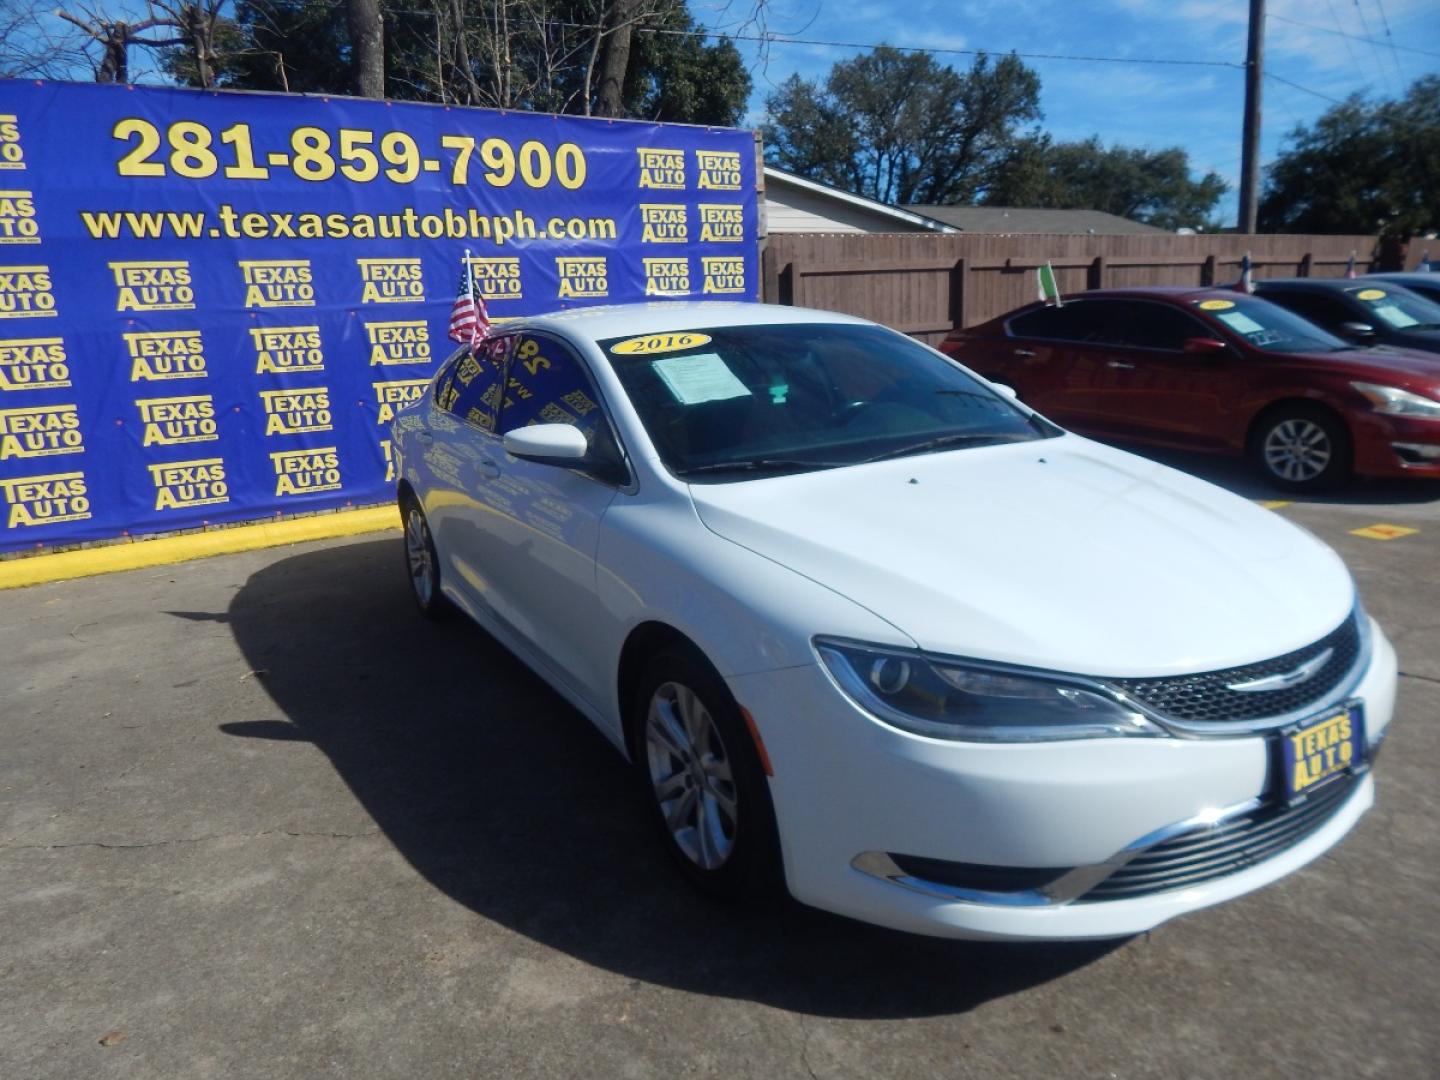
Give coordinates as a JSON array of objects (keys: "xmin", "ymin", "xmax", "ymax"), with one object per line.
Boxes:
[{"xmin": 390, "ymin": 302, "xmax": 1396, "ymax": 941}]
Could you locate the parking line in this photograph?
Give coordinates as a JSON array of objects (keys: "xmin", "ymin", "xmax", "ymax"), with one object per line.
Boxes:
[
  {"xmin": 1349, "ymin": 524, "xmax": 1420, "ymax": 541},
  {"xmin": 0, "ymin": 505, "xmax": 400, "ymax": 590},
  {"xmin": 1258, "ymin": 500, "xmax": 1293, "ymax": 510}
]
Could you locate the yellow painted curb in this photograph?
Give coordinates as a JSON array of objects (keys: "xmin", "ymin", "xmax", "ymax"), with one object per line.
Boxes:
[{"xmin": 0, "ymin": 506, "xmax": 400, "ymax": 590}]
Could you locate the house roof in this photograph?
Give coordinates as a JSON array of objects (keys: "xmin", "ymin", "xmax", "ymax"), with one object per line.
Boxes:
[
  {"xmin": 763, "ymin": 168, "xmax": 958, "ymax": 233},
  {"xmin": 905, "ymin": 205, "xmax": 1168, "ymax": 235}
]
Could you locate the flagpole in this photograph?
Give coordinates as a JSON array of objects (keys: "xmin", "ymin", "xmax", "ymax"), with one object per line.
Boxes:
[{"xmin": 463, "ymin": 247, "xmax": 472, "ymax": 302}]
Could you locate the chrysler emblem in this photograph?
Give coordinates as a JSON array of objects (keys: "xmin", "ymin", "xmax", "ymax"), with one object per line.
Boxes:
[{"xmin": 1226, "ymin": 648, "xmax": 1334, "ymax": 693}]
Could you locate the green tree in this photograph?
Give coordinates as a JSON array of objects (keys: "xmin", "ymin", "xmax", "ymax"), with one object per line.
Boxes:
[
  {"xmin": 986, "ymin": 135, "xmax": 1228, "ymax": 231},
  {"xmin": 622, "ymin": 8, "xmax": 749, "ymax": 125},
  {"xmin": 762, "ymin": 47, "xmax": 1042, "ymax": 205},
  {"xmin": 1259, "ymin": 76, "xmax": 1440, "ymax": 236}
]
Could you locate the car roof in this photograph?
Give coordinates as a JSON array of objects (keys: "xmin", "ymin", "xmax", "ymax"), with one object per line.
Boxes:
[
  {"xmin": 1363, "ymin": 273, "xmax": 1440, "ymax": 284},
  {"xmin": 515, "ymin": 301, "xmax": 871, "ymax": 344},
  {"xmin": 1252, "ymin": 278, "xmax": 1378, "ymax": 292}
]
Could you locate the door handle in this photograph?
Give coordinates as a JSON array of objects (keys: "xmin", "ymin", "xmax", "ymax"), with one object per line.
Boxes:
[
  {"xmin": 415, "ymin": 431, "xmax": 434, "ymax": 445},
  {"xmin": 1106, "ymin": 360, "xmax": 1135, "ymax": 370},
  {"xmin": 1013, "ymin": 348, "xmax": 1037, "ymax": 357},
  {"xmin": 476, "ymin": 457, "xmax": 501, "ymax": 480}
]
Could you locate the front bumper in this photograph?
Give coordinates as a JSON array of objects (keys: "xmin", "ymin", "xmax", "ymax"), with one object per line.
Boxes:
[
  {"xmin": 1352, "ymin": 413, "xmax": 1440, "ymax": 477},
  {"xmin": 727, "ymin": 618, "xmax": 1397, "ymax": 941}
]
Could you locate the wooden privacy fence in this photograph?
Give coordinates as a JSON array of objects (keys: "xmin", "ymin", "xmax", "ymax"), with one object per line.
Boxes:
[{"xmin": 761, "ymin": 232, "xmax": 1406, "ymax": 345}]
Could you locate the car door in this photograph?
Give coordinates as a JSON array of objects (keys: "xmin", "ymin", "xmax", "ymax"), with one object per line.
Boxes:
[
  {"xmin": 467, "ymin": 330, "xmax": 626, "ymax": 710},
  {"xmin": 425, "ymin": 334, "xmax": 512, "ymax": 608},
  {"xmin": 1001, "ymin": 300, "xmax": 1116, "ymax": 427},
  {"xmin": 1076, "ymin": 300, "xmax": 1247, "ymax": 447}
]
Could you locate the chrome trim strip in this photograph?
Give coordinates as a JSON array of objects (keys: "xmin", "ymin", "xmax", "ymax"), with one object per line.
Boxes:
[
  {"xmin": 849, "ymin": 851, "xmax": 1061, "ymax": 908},
  {"xmin": 1226, "ymin": 647, "xmax": 1334, "ymax": 693},
  {"xmin": 850, "ymin": 765, "xmax": 1371, "ymax": 908},
  {"xmin": 1134, "ymin": 613, "xmax": 1371, "ymax": 737}
]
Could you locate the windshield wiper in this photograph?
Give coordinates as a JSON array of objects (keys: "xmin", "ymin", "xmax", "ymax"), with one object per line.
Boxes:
[
  {"xmin": 860, "ymin": 432, "xmax": 1033, "ymax": 463},
  {"xmin": 678, "ymin": 458, "xmax": 842, "ymax": 477}
]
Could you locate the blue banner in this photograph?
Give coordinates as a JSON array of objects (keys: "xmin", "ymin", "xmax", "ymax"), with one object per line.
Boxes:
[{"xmin": 0, "ymin": 80, "xmax": 759, "ymax": 552}]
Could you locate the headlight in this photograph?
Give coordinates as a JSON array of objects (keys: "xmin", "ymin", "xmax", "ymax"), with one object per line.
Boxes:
[
  {"xmin": 1351, "ymin": 382, "xmax": 1440, "ymax": 417},
  {"xmin": 815, "ymin": 638, "xmax": 1164, "ymax": 742}
]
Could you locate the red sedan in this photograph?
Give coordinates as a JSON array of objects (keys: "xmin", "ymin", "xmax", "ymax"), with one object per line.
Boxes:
[{"xmin": 940, "ymin": 287, "xmax": 1440, "ymax": 490}]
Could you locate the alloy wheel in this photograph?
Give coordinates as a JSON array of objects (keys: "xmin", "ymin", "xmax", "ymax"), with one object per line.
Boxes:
[
  {"xmin": 645, "ymin": 680, "xmax": 739, "ymax": 870},
  {"xmin": 404, "ymin": 507, "xmax": 435, "ymax": 606},
  {"xmin": 1262, "ymin": 418, "xmax": 1332, "ymax": 483}
]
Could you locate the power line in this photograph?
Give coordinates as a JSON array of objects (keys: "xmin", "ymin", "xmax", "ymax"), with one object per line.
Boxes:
[
  {"xmin": 1320, "ymin": 0, "xmax": 1367, "ymax": 82},
  {"xmin": 1264, "ymin": 71, "xmax": 1345, "ymax": 106},
  {"xmin": 1266, "ymin": 12, "xmax": 1440, "ymax": 59},
  {"xmin": 1372, "ymin": 0, "xmax": 1408, "ymax": 85},
  {"xmin": 1349, "ymin": 0, "xmax": 1400, "ymax": 94},
  {"xmin": 634, "ymin": 25, "xmax": 1243, "ymax": 68}
]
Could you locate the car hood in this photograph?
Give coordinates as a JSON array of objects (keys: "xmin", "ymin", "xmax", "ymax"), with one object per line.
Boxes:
[
  {"xmin": 1289, "ymin": 344, "xmax": 1440, "ymax": 383},
  {"xmin": 688, "ymin": 436, "xmax": 1355, "ymax": 677}
]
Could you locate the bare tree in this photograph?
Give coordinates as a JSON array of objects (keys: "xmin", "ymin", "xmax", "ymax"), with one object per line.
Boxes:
[
  {"xmin": 346, "ymin": 0, "xmax": 384, "ymax": 98},
  {"xmin": 138, "ymin": 0, "xmax": 224, "ymax": 88},
  {"xmin": 2, "ymin": 3, "xmax": 79, "ymax": 77},
  {"xmin": 54, "ymin": 4, "xmax": 186, "ymax": 83}
]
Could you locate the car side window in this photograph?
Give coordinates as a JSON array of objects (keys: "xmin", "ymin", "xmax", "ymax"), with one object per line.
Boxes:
[
  {"xmin": 499, "ymin": 332, "xmax": 626, "ymax": 481},
  {"xmin": 1265, "ymin": 291, "xmax": 1348, "ymax": 329},
  {"xmin": 440, "ymin": 334, "xmax": 512, "ymax": 432},
  {"xmin": 1009, "ymin": 301, "xmax": 1115, "ymax": 344},
  {"xmin": 1112, "ymin": 303, "xmax": 1214, "ymax": 351},
  {"xmin": 499, "ymin": 333, "xmax": 608, "ymax": 440}
]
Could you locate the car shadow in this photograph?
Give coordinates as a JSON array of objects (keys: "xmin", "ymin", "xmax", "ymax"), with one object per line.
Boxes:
[
  {"xmin": 1103, "ymin": 439, "xmax": 1440, "ymax": 506},
  {"xmin": 215, "ymin": 537, "xmax": 1117, "ymax": 1019}
]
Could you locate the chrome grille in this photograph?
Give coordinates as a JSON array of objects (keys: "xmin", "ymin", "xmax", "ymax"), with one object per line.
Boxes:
[
  {"xmin": 1110, "ymin": 613, "xmax": 1360, "ymax": 724},
  {"xmin": 1077, "ymin": 775, "xmax": 1358, "ymax": 902}
]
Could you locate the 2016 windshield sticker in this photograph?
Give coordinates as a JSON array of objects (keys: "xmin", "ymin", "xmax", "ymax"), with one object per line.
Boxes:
[
  {"xmin": 1216, "ymin": 311, "xmax": 1266, "ymax": 335},
  {"xmin": 610, "ymin": 332, "xmax": 712, "ymax": 355},
  {"xmin": 651, "ymin": 352, "xmax": 750, "ymax": 405},
  {"xmin": 1197, "ymin": 299, "xmax": 1235, "ymax": 310},
  {"xmin": 1356, "ymin": 288, "xmax": 1386, "ymax": 301}
]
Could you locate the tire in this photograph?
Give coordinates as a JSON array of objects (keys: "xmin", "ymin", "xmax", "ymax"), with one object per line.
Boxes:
[
  {"xmin": 400, "ymin": 495, "xmax": 449, "ymax": 620},
  {"xmin": 1248, "ymin": 405, "xmax": 1352, "ymax": 492},
  {"xmin": 633, "ymin": 647, "xmax": 782, "ymax": 900}
]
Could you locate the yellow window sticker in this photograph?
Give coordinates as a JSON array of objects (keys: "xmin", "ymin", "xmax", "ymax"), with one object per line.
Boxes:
[
  {"xmin": 1356, "ymin": 288, "xmax": 1386, "ymax": 300},
  {"xmin": 610, "ymin": 332, "xmax": 712, "ymax": 355},
  {"xmin": 1198, "ymin": 299, "xmax": 1235, "ymax": 310}
]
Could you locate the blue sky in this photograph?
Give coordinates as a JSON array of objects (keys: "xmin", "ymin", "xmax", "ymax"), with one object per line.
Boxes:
[{"xmin": 695, "ymin": 0, "xmax": 1440, "ymax": 224}]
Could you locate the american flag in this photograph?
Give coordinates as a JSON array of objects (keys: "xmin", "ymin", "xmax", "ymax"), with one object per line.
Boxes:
[
  {"xmin": 1233, "ymin": 252, "xmax": 1255, "ymax": 294},
  {"xmin": 448, "ymin": 263, "xmax": 489, "ymax": 345},
  {"xmin": 1345, "ymin": 252, "xmax": 1358, "ymax": 279}
]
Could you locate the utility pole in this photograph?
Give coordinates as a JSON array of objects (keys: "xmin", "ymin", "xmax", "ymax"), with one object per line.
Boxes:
[{"xmin": 1238, "ymin": 0, "xmax": 1264, "ymax": 233}]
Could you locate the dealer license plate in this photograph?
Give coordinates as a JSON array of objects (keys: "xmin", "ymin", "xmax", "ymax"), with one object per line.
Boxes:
[{"xmin": 1280, "ymin": 703, "xmax": 1365, "ymax": 804}]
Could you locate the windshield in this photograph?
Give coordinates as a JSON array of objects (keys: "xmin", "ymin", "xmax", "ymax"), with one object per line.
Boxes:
[
  {"xmin": 602, "ymin": 323, "xmax": 1054, "ymax": 481},
  {"xmin": 1190, "ymin": 295, "xmax": 1352, "ymax": 353},
  {"xmin": 1349, "ymin": 286, "xmax": 1440, "ymax": 330}
]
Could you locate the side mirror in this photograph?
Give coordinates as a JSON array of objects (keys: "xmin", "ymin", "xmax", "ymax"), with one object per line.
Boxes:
[
  {"xmin": 503, "ymin": 423, "xmax": 588, "ymax": 464},
  {"xmin": 991, "ymin": 382, "xmax": 1019, "ymax": 400},
  {"xmin": 1182, "ymin": 337, "xmax": 1229, "ymax": 355},
  {"xmin": 1339, "ymin": 321, "xmax": 1376, "ymax": 338}
]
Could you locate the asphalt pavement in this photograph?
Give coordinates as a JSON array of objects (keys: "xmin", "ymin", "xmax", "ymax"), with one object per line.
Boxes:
[{"xmin": 2, "ymin": 452, "xmax": 1437, "ymax": 1080}]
